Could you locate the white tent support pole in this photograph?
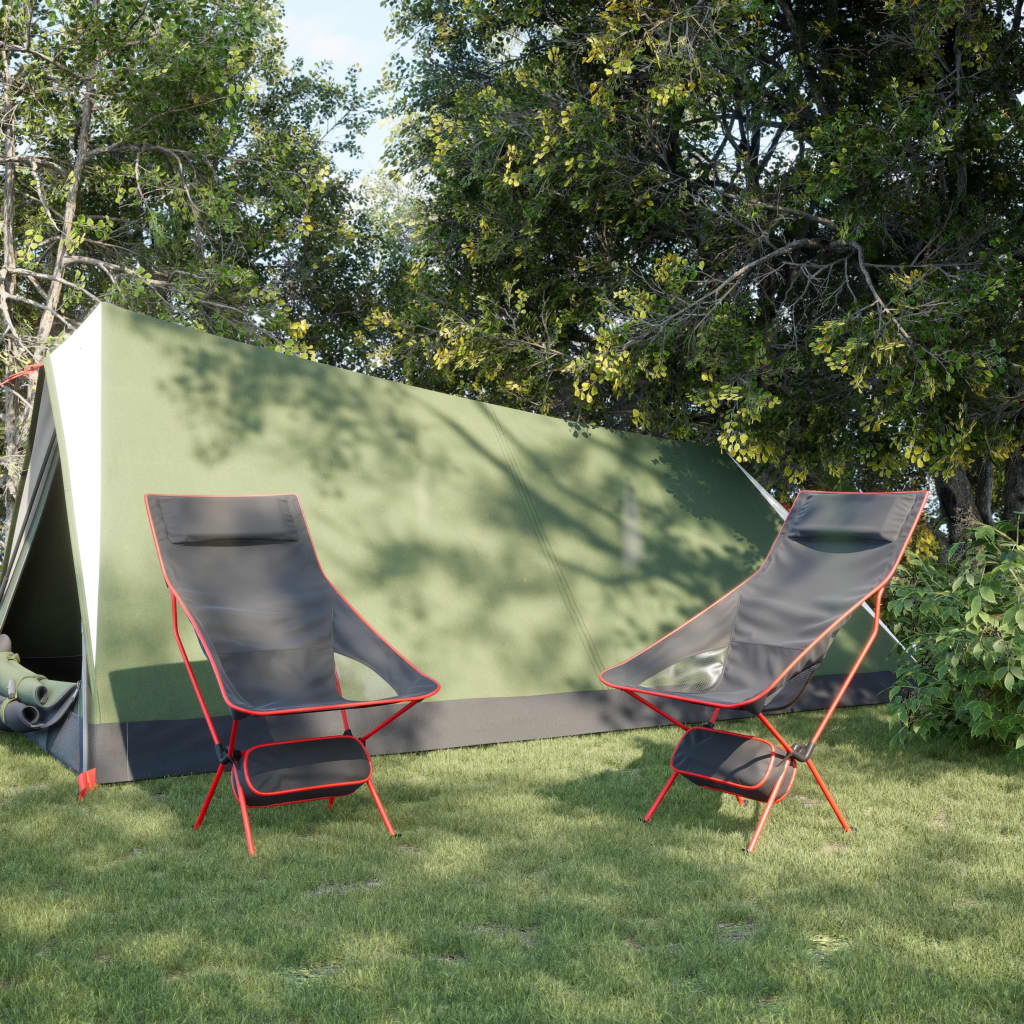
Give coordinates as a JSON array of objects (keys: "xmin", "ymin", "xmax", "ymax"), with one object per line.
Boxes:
[
  {"xmin": 79, "ymin": 629, "xmax": 88, "ymax": 775},
  {"xmin": 49, "ymin": 306, "xmax": 102, "ymax": 667}
]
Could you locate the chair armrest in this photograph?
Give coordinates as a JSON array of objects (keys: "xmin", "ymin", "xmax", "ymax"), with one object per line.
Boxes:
[
  {"xmin": 602, "ymin": 590, "xmax": 740, "ymax": 689},
  {"xmin": 331, "ymin": 591, "xmax": 437, "ymax": 700}
]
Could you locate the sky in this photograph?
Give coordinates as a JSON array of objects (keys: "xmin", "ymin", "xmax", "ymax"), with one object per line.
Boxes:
[{"xmin": 280, "ymin": 0, "xmax": 398, "ymax": 176}]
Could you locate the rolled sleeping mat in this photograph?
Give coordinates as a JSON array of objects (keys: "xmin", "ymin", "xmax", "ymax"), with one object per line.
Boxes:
[
  {"xmin": 0, "ymin": 698, "xmax": 40, "ymax": 733},
  {"xmin": 15, "ymin": 678, "xmax": 50, "ymax": 706},
  {"xmin": 0, "ymin": 650, "xmax": 79, "ymax": 729},
  {"xmin": 1, "ymin": 651, "xmax": 65, "ymax": 708},
  {"xmin": 2, "ymin": 650, "xmax": 36, "ymax": 685},
  {"xmin": 31, "ymin": 680, "xmax": 78, "ymax": 727},
  {"xmin": 9, "ymin": 676, "xmax": 77, "ymax": 710}
]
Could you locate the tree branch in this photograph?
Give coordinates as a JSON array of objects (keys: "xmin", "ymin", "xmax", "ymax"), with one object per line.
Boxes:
[
  {"xmin": 849, "ymin": 240, "xmax": 910, "ymax": 342},
  {"xmin": 36, "ymin": 63, "xmax": 96, "ymax": 343},
  {"xmin": 1, "ymin": 23, "xmax": 19, "ymax": 339}
]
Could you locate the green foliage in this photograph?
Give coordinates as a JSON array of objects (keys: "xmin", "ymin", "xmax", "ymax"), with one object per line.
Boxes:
[
  {"xmin": 0, "ymin": 0, "xmax": 374, "ymax": 522},
  {"xmin": 888, "ymin": 524, "xmax": 1024, "ymax": 753},
  {"xmin": 0, "ymin": 0, "xmax": 370, "ymax": 353},
  {"xmin": 379, "ymin": 0, "xmax": 1024, "ymax": 495}
]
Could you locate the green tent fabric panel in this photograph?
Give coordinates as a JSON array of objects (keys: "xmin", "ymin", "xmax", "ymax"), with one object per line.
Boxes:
[
  {"xmin": 92, "ymin": 306, "xmax": 631, "ymax": 721},
  {"xmin": 85, "ymin": 304, "xmax": 900, "ymax": 728},
  {"xmin": 0, "ymin": 369, "xmax": 56, "ymax": 598},
  {"xmin": 483, "ymin": 405, "xmax": 780, "ymax": 671},
  {"xmin": 478, "ymin": 401, "xmax": 898, "ymax": 679}
]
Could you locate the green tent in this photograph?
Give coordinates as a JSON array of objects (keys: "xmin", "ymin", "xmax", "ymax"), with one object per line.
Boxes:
[{"xmin": 0, "ymin": 304, "xmax": 900, "ymax": 784}]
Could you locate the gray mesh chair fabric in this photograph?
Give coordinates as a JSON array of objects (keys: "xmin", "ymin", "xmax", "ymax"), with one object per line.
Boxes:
[
  {"xmin": 146, "ymin": 493, "xmax": 439, "ymax": 854},
  {"xmin": 147, "ymin": 494, "xmax": 437, "ymax": 714},
  {"xmin": 670, "ymin": 727, "xmax": 797, "ymax": 802},
  {"xmin": 602, "ymin": 491, "xmax": 925, "ymax": 710},
  {"xmin": 601, "ymin": 489, "xmax": 927, "ymax": 852}
]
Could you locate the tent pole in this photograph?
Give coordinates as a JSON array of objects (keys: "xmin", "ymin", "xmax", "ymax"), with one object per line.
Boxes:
[
  {"xmin": 76, "ymin": 630, "xmax": 96, "ymax": 799},
  {"xmin": 80, "ymin": 631, "xmax": 87, "ymax": 766}
]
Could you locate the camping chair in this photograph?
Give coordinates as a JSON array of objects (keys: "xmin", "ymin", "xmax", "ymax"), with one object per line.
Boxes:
[
  {"xmin": 145, "ymin": 494, "xmax": 440, "ymax": 855},
  {"xmin": 600, "ymin": 490, "xmax": 926, "ymax": 853}
]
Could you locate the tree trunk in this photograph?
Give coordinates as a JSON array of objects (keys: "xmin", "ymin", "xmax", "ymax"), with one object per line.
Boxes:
[
  {"xmin": 36, "ymin": 72, "xmax": 94, "ymax": 345},
  {"xmin": 1, "ymin": 26, "xmax": 19, "ymax": 339},
  {"xmin": 1003, "ymin": 454, "xmax": 1024, "ymax": 533},
  {"xmin": 935, "ymin": 468, "xmax": 980, "ymax": 544},
  {"xmin": 972, "ymin": 459, "xmax": 993, "ymax": 525}
]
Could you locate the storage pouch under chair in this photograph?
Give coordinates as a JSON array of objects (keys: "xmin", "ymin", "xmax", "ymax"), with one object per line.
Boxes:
[
  {"xmin": 233, "ymin": 735, "xmax": 372, "ymax": 807},
  {"xmin": 671, "ymin": 727, "xmax": 796, "ymax": 802}
]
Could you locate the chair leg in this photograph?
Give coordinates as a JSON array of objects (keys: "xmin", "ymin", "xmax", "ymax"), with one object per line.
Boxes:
[
  {"xmin": 746, "ymin": 767, "xmax": 787, "ymax": 854},
  {"xmin": 229, "ymin": 769, "xmax": 256, "ymax": 856},
  {"xmin": 805, "ymin": 758, "xmax": 851, "ymax": 832},
  {"xmin": 644, "ymin": 771, "xmax": 679, "ymax": 822},
  {"xmin": 194, "ymin": 764, "xmax": 225, "ymax": 830},
  {"xmin": 327, "ymin": 797, "xmax": 335, "ymax": 809},
  {"xmin": 238, "ymin": 793, "xmax": 256, "ymax": 856},
  {"xmin": 366, "ymin": 779, "xmax": 396, "ymax": 836}
]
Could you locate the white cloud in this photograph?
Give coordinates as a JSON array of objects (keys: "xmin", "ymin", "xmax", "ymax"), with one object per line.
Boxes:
[
  {"xmin": 282, "ymin": 3, "xmax": 393, "ymax": 78},
  {"xmin": 284, "ymin": 20, "xmax": 371, "ymax": 69}
]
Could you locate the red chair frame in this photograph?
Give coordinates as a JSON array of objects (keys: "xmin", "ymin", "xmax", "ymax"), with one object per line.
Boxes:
[
  {"xmin": 601, "ymin": 491, "xmax": 925, "ymax": 853},
  {"xmin": 170, "ymin": 597, "xmax": 434, "ymax": 855},
  {"xmin": 148, "ymin": 495, "xmax": 439, "ymax": 855},
  {"xmin": 633, "ymin": 589, "xmax": 882, "ymax": 852},
  {"xmin": 173, "ymin": 598, "xmax": 436, "ymax": 851}
]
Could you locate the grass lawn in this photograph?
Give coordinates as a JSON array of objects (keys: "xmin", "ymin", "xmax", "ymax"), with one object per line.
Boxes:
[{"xmin": 0, "ymin": 705, "xmax": 1021, "ymax": 1023}]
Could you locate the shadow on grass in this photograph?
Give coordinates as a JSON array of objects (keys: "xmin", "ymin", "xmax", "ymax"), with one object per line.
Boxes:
[{"xmin": 1, "ymin": 709, "xmax": 1022, "ymax": 1023}]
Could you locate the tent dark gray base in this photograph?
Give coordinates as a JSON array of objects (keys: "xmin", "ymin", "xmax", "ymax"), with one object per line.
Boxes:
[
  {"xmin": 23, "ymin": 710, "xmax": 83, "ymax": 774},
  {"xmin": 22, "ymin": 671, "xmax": 892, "ymax": 784}
]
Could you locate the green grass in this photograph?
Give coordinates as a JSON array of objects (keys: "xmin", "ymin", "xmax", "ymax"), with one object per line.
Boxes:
[{"xmin": 1, "ymin": 707, "xmax": 1021, "ymax": 1023}]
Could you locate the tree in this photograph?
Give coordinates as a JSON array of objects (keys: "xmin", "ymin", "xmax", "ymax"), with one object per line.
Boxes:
[
  {"xmin": 0, "ymin": 0, "xmax": 370, "ymax": 523},
  {"xmin": 380, "ymin": 0, "xmax": 1024, "ymax": 536}
]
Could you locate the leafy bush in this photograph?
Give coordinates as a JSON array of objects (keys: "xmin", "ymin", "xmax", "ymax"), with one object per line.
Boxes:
[{"xmin": 887, "ymin": 523, "xmax": 1024, "ymax": 753}]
